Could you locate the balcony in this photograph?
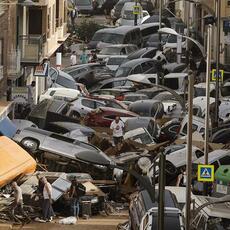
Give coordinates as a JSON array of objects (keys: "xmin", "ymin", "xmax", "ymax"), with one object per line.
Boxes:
[{"xmin": 19, "ymin": 35, "xmax": 43, "ymax": 64}]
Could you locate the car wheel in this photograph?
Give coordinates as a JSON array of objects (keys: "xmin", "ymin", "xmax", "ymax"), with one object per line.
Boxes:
[
  {"xmin": 21, "ymin": 139, "xmax": 38, "ymax": 152},
  {"xmin": 71, "ymin": 111, "xmax": 81, "ymax": 119}
]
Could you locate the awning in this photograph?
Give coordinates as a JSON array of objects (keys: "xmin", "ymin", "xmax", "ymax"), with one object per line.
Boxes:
[{"xmin": 0, "ymin": 117, "xmax": 17, "ymax": 138}]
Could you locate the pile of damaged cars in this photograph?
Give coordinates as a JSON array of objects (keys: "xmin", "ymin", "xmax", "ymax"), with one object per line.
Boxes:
[{"xmin": 2, "ymin": 12, "xmax": 230, "ymax": 229}]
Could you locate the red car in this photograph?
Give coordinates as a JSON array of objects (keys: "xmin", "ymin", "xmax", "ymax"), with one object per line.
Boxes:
[
  {"xmin": 84, "ymin": 107, "xmax": 138, "ymax": 127},
  {"xmin": 87, "ymin": 95, "xmax": 128, "ymax": 110}
]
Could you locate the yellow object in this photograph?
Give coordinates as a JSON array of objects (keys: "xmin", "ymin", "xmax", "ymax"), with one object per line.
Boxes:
[
  {"xmin": 211, "ymin": 69, "xmax": 224, "ymax": 82},
  {"xmin": 133, "ymin": 5, "xmax": 141, "ymax": 15},
  {"xmin": 197, "ymin": 164, "xmax": 214, "ymax": 182},
  {"xmin": 0, "ymin": 136, "xmax": 36, "ymax": 187}
]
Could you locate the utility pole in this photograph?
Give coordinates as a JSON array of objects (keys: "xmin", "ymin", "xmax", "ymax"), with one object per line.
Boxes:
[
  {"xmin": 158, "ymin": 153, "xmax": 165, "ymax": 230},
  {"xmin": 159, "ymin": 0, "xmax": 162, "ymax": 42},
  {"xmin": 134, "ymin": 0, "xmax": 138, "ymax": 26},
  {"xmin": 215, "ymin": 0, "xmax": 221, "ymax": 127},
  {"xmin": 204, "ymin": 24, "xmax": 212, "ymax": 196},
  {"xmin": 185, "ymin": 70, "xmax": 194, "ymax": 230}
]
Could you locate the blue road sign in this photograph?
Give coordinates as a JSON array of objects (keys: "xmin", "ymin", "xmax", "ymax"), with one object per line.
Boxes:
[{"xmin": 198, "ymin": 165, "xmax": 214, "ymax": 182}]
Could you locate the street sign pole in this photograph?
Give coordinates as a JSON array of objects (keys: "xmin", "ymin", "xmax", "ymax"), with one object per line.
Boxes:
[
  {"xmin": 204, "ymin": 24, "xmax": 212, "ymax": 196},
  {"xmin": 215, "ymin": 0, "xmax": 221, "ymax": 127},
  {"xmin": 204, "ymin": 25, "xmax": 212, "ymax": 165},
  {"xmin": 134, "ymin": 0, "xmax": 137, "ymax": 26},
  {"xmin": 185, "ymin": 70, "xmax": 194, "ymax": 230},
  {"xmin": 158, "ymin": 153, "xmax": 165, "ymax": 230}
]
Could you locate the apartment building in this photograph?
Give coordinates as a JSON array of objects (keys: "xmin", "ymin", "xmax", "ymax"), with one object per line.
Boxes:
[
  {"xmin": 17, "ymin": 0, "xmax": 69, "ymax": 99},
  {"xmin": 176, "ymin": 0, "xmax": 230, "ymax": 65},
  {"xmin": 0, "ymin": 0, "xmax": 19, "ymax": 121}
]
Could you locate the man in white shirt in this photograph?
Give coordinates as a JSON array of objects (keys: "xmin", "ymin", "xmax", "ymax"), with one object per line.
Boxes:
[
  {"xmin": 110, "ymin": 116, "xmax": 124, "ymax": 148},
  {"xmin": 70, "ymin": 51, "xmax": 77, "ymax": 66},
  {"xmin": 42, "ymin": 177, "xmax": 54, "ymax": 222}
]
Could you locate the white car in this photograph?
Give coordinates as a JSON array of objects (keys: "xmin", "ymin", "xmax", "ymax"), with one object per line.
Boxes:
[
  {"xmin": 116, "ymin": 2, "xmax": 150, "ymax": 26},
  {"xmin": 127, "ymin": 73, "xmax": 159, "ymax": 85},
  {"xmin": 165, "ymin": 144, "xmax": 204, "ymax": 169},
  {"xmin": 39, "ymin": 88, "xmax": 81, "ymax": 103}
]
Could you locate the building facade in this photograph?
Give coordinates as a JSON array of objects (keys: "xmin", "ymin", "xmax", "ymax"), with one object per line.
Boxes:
[{"xmin": 0, "ymin": 0, "xmax": 19, "ymax": 99}]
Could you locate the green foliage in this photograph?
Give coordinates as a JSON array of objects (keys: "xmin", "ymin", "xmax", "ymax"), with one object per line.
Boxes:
[{"xmin": 76, "ymin": 20, "xmax": 104, "ymax": 42}]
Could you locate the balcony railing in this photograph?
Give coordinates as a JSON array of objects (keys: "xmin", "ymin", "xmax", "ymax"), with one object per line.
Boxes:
[
  {"xmin": 7, "ymin": 49, "xmax": 21, "ymax": 78},
  {"xmin": 19, "ymin": 35, "xmax": 43, "ymax": 64}
]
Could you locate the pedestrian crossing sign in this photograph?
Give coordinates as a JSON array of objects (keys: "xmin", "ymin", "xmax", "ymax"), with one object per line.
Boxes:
[{"xmin": 198, "ymin": 164, "xmax": 214, "ymax": 182}]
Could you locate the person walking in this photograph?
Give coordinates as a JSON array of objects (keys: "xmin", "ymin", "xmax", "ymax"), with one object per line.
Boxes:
[
  {"xmin": 42, "ymin": 177, "xmax": 54, "ymax": 222},
  {"xmin": 110, "ymin": 116, "xmax": 124, "ymax": 150},
  {"xmin": 69, "ymin": 178, "xmax": 80, "ymax": 218},
  {"xmin": 27, "ymin": 80, "xmax": 36, "ymax": 109},
  {"xmin": 11, "ymin": 181, "xmax": 30, "ymax": 223},
  {"xmin": 70, "ymin": 51, "xmax": 77, "ymax": 66},
  {"xmin": 80, "ymin": 49, "xmax": 89, "ymax": 64}
]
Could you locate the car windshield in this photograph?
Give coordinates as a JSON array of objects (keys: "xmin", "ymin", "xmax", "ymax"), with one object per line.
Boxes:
[
  {"xmin": 164, "ymin": 78, "xmax": 179, "ymax": 90},
  {"xmin": 115, "ymin": 67, "xmax": 131, "ymax": 77},
  {"xmin": 107, "ymin": 57, "xmax": 126, "ymax": 65},
  {"xmin": 194, "ymin": 87, "xmax": 206, "ymax": 97},
  {"xmin": 92, "ymin": 32, "xmax": 124, "ymax": 44},
  {"xmin": 56, "ymin": 75, "xmax": 76, "ymax": 89},
  {"xmin": 132, "ymin": 131, "xmax": 153, "ymax": 144},
  {"xmin": 100, "ymin": 47, "xmax": 121, "ymax": 55},
  {"xmin": 76, "ymin": 0, "xmax": 91, "ymax": 6}
]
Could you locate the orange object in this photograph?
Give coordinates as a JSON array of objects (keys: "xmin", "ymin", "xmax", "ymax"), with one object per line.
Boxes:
[{"xmin": 0, "ymin": 136, "xmax": 36, "ymax": 187}]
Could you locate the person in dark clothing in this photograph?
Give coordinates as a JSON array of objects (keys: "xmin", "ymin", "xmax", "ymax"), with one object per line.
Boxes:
[{"xmin": 69, "ymin": 178, "xmax": 80, "ymax": 218}]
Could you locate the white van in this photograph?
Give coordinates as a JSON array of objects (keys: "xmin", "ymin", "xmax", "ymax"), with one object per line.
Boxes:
[{"xmin": 39, "ymin": 88, "xmax": 81, "ymax": 103}]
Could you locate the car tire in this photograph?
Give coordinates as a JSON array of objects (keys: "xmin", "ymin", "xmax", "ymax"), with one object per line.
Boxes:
[{"xmin": 21, "ymin": 138, "xmax": 38, "ymax": 152}]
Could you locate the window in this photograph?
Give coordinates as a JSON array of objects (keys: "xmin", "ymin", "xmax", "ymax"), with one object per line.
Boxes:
[
  {"xmin": 228, "ymin": 0, "xmax": 230, "ymax": 6},
  {"xmin": 143, "ymin": 50, "xmax": 157, "ymax": 58},
  {"xmin": 81, "ymin": 99, "xmax": 95, "ymax": 109},
  {"xmin": 49, "ymin": 90, "xmax": 56, "ymax": 96},
  {"xmin": 132, "ymin": 65, "xmax": 142, "ymax": 74},
  {"xmin": 195, "ymin": 150, "xmax": 204, "ymax": 158},
  {"xmin": 219, "ymin": 156, "xmax": 230, "ymax": 165},
  {"xmin": 182, "ymin": 123, "xmax": 198, "ymax": 135},
  {"xmin": 104, "ymin": 115, "xmax": 117, "ymax": 120}
]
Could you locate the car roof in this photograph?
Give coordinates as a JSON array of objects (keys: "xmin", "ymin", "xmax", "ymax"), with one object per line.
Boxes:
[
  {"xmin": 63, "ymin": 63, "xmax": 104, "ymax": 72},
  {"xmin": 98, "ymin": 106, "xmax": 137, "ymax": 115},
  {"xmin": 123, "ymin": 2, "xmax": 141, "ymax": 8},
  {"xmin": 164, "ymin": 73, "xmax": 188, "ymax": 78},
  {"xmin": 129, "ymin": 99, "xmax": 161, "ymax": 106},
  {"xmin": 96, "ymin": 26, "xmax": 140, "ymax": 35},
  {"xmin": 120, "ymin": 58, "xmax": 155, "ymax": 67},
  {"xmin": 193, "ymin": 150, "xmax": 230, "ymax": 164},
  {"xmin": 137, "ymin": 22, "xmax": 163, "ymax": 30},
  {"xmin": 127, "ymin": 47, "xmax": 157, "ymax": 59},
  {"xmin": 103, "ymin": 44, "xmax": 137, "ymax": 48}
]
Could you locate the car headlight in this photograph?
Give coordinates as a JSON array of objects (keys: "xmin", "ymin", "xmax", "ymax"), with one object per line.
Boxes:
[{"xmin": 91, "ymin": 197, "xmax": 99, "ymax": 204}]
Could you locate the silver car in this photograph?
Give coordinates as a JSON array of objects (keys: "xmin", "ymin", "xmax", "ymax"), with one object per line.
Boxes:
[
  {"xmin": 13, "ymin": 127, "xmax": 113, "ymax": 166},
  {"xmin": 69, "ymin": 97, "xmax": 106, "ymax": 118}
]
